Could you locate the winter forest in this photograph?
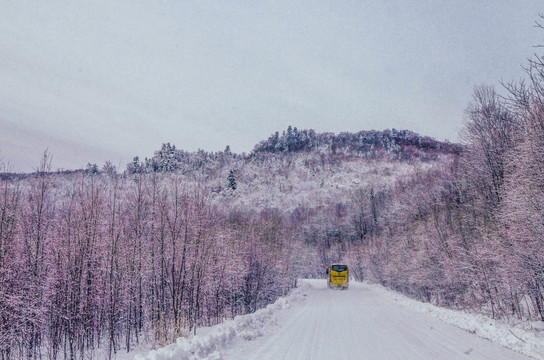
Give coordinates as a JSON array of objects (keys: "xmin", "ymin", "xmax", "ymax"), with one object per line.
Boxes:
[{"xmin": 2, "ymin": 26, "xmax": 544, "ymax": 360}]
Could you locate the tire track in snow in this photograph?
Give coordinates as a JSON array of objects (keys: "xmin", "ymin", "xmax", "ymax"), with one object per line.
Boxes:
[{"xmin": 225, "ymin": 280, "xmax": 535, "ymax": 360}]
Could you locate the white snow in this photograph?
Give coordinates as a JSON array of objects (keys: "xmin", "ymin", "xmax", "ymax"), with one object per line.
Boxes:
[
  {"xmin": 131, "ymin": 280, "xmax": 543, "ymax": 360},
  {"xmin": 132, "ymin": 283, "xmax": 309, "ymax": 360},
  {"xmin": 370, "ymin": 283, "xmax": 544, "ymax": 359}
]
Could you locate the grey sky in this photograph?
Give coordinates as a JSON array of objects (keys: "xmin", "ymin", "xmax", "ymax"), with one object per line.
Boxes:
[{"xmin": 1, "ymin": 0, "xmax": 542, "ymax": 172}]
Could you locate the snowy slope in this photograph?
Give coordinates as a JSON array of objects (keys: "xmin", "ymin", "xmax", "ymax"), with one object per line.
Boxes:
[{"xmin": 134, "ymin": 280, "xmax": 542, "ymax": 360}]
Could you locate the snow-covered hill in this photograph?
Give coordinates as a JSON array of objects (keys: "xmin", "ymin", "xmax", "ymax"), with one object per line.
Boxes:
[{"xmin": 123, "ymin": 128, "xmax": 459, "ymax": 215}]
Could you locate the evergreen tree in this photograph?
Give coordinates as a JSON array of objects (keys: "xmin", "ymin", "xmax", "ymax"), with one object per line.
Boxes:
[
  {"xmin": 227, "ymin": 169, "xmax": 237, "ymax": 191},
  {"xmin": 86, "ymin": 163, "xmax": 99, "ymax": 174},
  {"xmin": 127, "ymin": 156, "xmax": 142, "ymax": 174}
]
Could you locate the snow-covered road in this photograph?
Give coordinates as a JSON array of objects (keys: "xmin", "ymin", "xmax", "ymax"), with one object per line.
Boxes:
[
  {"xmin": 224, "ymin": 279, "xmax": 533, "ymax": 360},
  {"xmin": 135, "ymin": 279, "xmax": 541, "ymax": 360}
]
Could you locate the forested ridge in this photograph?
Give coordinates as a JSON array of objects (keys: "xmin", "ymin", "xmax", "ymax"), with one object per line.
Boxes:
[{"xmin": 2, "ymin": 30, "xmax": 544, "ymax": 360}]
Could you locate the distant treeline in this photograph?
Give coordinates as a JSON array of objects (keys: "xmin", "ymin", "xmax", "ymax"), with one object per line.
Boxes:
[
  {"xmin": 122, "ymin": 128, "xmax": 460, "ymax": 175},
  {"xmin": 253, "ymin": 127, "xmax": 461, "ymax": 157}
]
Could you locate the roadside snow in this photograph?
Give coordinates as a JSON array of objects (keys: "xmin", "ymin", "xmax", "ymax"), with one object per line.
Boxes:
[
  {"xmin": 367, "ymin": 282, "xmax": 544, "ymax": 359},
  {"xmin": 134, "ymin": 283, "xmax": 309, "ymax": 360}
]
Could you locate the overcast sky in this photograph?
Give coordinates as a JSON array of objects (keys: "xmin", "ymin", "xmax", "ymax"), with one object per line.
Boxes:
[{"xmin": 1, "ymin": 0, "xmax": 543, "ymax": 172}]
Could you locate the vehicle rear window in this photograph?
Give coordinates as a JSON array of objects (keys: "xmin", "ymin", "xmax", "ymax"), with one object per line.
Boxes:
[{"xmin": 331, "ymin": 265, "xmax": 347, "ymax": 272}]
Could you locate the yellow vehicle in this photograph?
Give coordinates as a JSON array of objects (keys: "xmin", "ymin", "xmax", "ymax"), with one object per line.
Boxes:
[{"xmin": 327, "ymin": 264, "xmax": 349, "ymax": 289}]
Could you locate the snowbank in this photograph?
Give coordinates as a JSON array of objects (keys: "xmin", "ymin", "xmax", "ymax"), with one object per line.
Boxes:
[
  {"xmin": 367, "ymin": 282, "xmax": 544, "ymax": 359},
  {"xmin": 134, "ymin": 283, "xmax": 309, "ymax": 360}
]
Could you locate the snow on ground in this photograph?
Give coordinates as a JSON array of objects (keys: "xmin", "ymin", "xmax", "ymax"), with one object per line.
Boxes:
[
  {"xmin": 132, "ymin": 283, "xmax": 309, "ymax": 360},
  {"xmin": 130, "ymin": 279, "xmax": 543, "ymax": 360},
  {"xmin": 369, "ymin": 282, "xmax": 544, "ymax": 359}
]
